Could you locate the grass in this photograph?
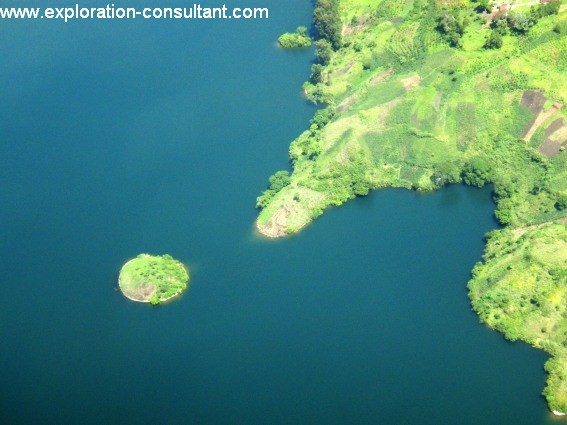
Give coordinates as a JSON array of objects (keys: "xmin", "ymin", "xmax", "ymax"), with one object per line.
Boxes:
[{"xmin": 118, "ymin": 254, "xmax": 189, "ymax": 305}]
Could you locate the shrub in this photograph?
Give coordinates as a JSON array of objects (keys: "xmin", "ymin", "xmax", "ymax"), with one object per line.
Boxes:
[
  {"xmin": 474, "ymin": 0, "xmax": 490, "ymax": 13},
  {"xmin": 508, "ymin": 13, "xmax": 537, "ymax": 34},
  {"xmin": 278, "ymin": 28, "xmax": 312, "ymax": 48},
  {"xmin": 555, "ymin": 194, "xmax": 567, "ymax": 211},
  {"xmin": 315, "ymin": 39, "xmax": 333, "ymax": 65},
  {"xmin": 462, "ymin": 157, "xmax": 492, "ymax": 187},
  {"xmin": 314, "ymin": 0, "xmax": 342, "ymax": 50},
  {"xmin": 256, "ymin": 171, "xmax": 292, "ymax": 208},
  {"xmin": 484, "ymin": 31, "xmax": 503, "ymax": 49},
  {"xmin": 531, "ymin": 2, "xmax": 560, "ymax": 19},
  {"xmin": 553, "ymin": 21, "xmax": 567, "ymax": 34},
  {"xmin": 310, "ymin": 107, "xmax": 335, "ymax": 130},
  {"xmin": 431, "ymin": 162, "xmax": 462, "ymax": 187},
  {"xmin": 269, "ymin": 170, "xmax": 291, "ymax": 191},
  {"xmin": 493, "ymin": 17, "xmax": 509, "ymax": 35},
  {"xmin": 310, "ymin": 64, "xmax": 325, "ymax": 84},
  {"xmin": 436, "ymin": 12, "xmax": 466, "ymax": 47}
]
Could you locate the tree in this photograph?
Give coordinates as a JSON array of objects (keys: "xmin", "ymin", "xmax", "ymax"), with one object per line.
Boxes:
[
  {"xmin": 554, "ymin": 20, "xmax": 567, "ymax": 34},
  {"xmin": 531, "ymin": 1, "xmax": 560, "ymax": 19},
  {"xmin": 493, "ymin": 17, "xmax": 509, "ymax": 35},
  {"xmin": 462, "ymin": 157, "xmax": 492, "ymax": 187},
  {"xmin": 278, "ymin": 27, "xmax": 312, "ymax": 48},
  {"xmin": 314, "ymin": 0, "xmax": 342, "ymax": 50},
  {"xmin": 484, "ymin": 31, "xmax": 503, "ymax": 49},
  {"xmin": 431, "ymin": 162, "xmax": 461, "ymax": 187},
  {"xmin": 436, "ymin": 12, "xmax": 466, "ymax": 47},
  {"xmin": 296, "ymin": 26, "xmax": 308, "ymax": 37},
  {"xmin": 310, "ymin": 107, "xmax": 335, "ymax": 130},
  {"xmin": 310, "ymin": 64, "xmax": 325, "ymax": 84},
  {"xmin": 315, "ymin": 39, "xmax": 333, "ymax": 65},
  {"xmin": 555, "ymin": 194, "xmax": 567, "ymax": 211},
  {"xmin": 256, "ymin": 171, "xmax": 292, "ymax": 208},
  {"xmin": 269, "ymin": 171, "xmax": 291, "ymax": 191},
  {"xmin": 508, "ymin": 13, "xmax": 536, "ymax": 34},
  {"xmin": 474, "ymin": 0, "xmax": 490, "ymax": 13},
  {"xmin": 289, "ymin": 131, "xmax": 322, "ymax": 162}
]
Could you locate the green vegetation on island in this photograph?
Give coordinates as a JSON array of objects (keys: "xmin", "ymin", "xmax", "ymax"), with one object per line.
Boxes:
[
  {"xmin": 257, "ymin": 0, "xmax": 567, "ymax": 413},
  {"xmin": 278, "ymin": 26, "xmax": 312, "ymax": 48},
  {"xmin": 118, "ymin": 254, "xmax": 189, "ymax": 305}
]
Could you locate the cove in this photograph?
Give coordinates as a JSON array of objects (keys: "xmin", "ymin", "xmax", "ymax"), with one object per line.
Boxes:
[{"xmin": 0, "ymin": 1, "xmax": 557, "ymax": 424}]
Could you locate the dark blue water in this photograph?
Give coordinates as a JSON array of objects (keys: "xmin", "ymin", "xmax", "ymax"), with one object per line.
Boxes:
[{"xmin": 0, "ymin": 1, "xmax": 556, "ymax": 424}]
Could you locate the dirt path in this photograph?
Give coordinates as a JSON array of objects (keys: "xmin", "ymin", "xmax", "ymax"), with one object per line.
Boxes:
[
  {"xmin": 510, "ymin": 1, "xmax": 539, "ymax": 9},
  {"xmin": 523, "ymin": 102, "xmax": 562, "ymax": 141},
  {"xmin": 493, "ymin": 1, "xmax": 539, "ymax": 12},
  {"xmin": 513, "ymin": 217, "xmax": 567, "ymax": 237}
]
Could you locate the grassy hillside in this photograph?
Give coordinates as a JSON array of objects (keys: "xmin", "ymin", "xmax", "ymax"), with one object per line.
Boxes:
[
  {"xmin": 469, "ymin": 221, "xmax": 567, "ymax": 413},
  {"xmin": 257, "ymin": 0, "xmax": 567, "ymax": 413}
]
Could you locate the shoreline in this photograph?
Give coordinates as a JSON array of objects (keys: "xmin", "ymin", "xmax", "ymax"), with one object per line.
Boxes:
[
  {"xmin": 255, "ymin": 218, "xmax": 309, "ymax": 239},
  {"xmin": 255, "ymin": 220, "xmax": 282, "ymax": 239},
  {"xmin": 119, "ymin": 289, "xmax": 183, "ymax": 304}
]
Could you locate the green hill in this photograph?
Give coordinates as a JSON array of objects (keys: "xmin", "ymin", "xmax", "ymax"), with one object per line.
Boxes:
[{"xmin": 256, "ymin": 0, "xmax": 567, "ymax": 413}]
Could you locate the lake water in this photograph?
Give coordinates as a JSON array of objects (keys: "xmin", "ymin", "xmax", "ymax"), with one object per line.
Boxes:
[{"xmin": 0, "ymin": 1, "xmax": 557, "ymax": 424}]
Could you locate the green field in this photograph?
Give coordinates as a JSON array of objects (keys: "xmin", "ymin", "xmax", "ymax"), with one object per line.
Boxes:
[
  {"xmin": 118, "ymin": 254, "xmax": 189, "ymax": 305},
  {"xmin": 257, "ymin": 0, "xmax": 567, "ymax": 413}
]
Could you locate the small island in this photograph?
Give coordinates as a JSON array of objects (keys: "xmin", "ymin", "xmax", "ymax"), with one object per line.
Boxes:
[
  {"xmin": 278, "ymin": 26, "xmax": 312, "ymax": 48},
  {"xmin": 118, "ymin": 254, "xmax": 189, "ymax": 305}
]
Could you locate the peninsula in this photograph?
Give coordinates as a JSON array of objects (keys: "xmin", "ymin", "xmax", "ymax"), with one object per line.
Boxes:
[
  {"xmin": 118, "ymin": 254, "xmax": 189, "ymax": 305},
  {"xmin": 257, "ymin": 0, "xmax": 566, "ymax": 414}
]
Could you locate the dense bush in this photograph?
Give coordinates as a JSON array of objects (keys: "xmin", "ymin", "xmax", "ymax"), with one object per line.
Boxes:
[
  {"xmin": 314, "ymin": 0, "xmax": 342, "ymax": 50},
  {"xmin": 462, "ymin": 157, "xmax": 492, "ymax": 187},
  {"xmin": 310, "ymin": 64, "xmax": 325, "ymax": 84},
  {"xmin": 473, "ymin": 0, "xmax": 490, "ymax": 13},
  {"xmin": 256, "ymin": 171, "xmax": 292, "ymax": 208},
  {"xmin": 530, "ymin": 1, "xmax": 560, "ymax": 19},
  {"xmin": 315, "ymin": 39, "xmax": 333, "ymax": 65},
  {"xmin": 553, "ymin": 21, "xmax": 567, "ymax": 34},
  {"xmin": 555, "ymin": 194, "xmax": 567, "ymax": 211},
  {"xmin": 484, "ymin": 31, "xmax": 503, "ymax": 49},
  {"xmin": 508, "ymin": 13, "xmax": 537, "ymax": 34},
  {"xmin": 303, "ymin": 82, "xmax": 332, "ymax": 104},
  {"xmin": 431, "ymin": 162, "xmax": 462, "ymax": 187},
  {"xmin": 436, "ymin": 12, "xmax": 467, "ymax": 47},
  {"xmin": 278, "ymin": 27, "xmax": 312, "ymax": 48},
  {"xmin": 269, "ymin": 171, "xmax": 292, "ymax": 191},
  {"xmin": 290, "ymin": 132, "xmax": 322, "ymax": 163},
  {"xmin": 310, "ymin": 107, "xmax": 335, "ymax": 131}
]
